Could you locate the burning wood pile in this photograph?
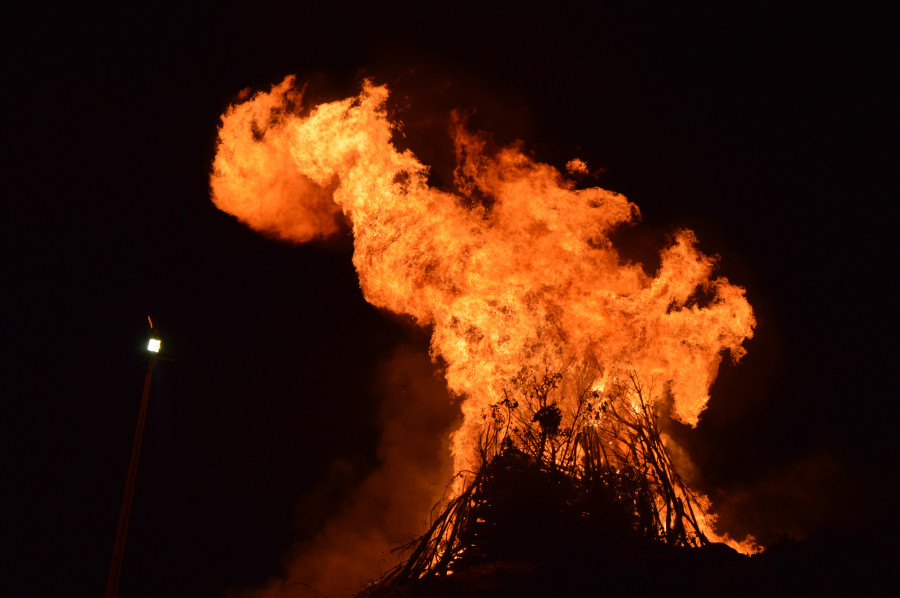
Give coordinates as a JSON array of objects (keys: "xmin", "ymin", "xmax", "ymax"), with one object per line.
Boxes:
[
  {"xmin": 363, "ymin": 363, "xmax": 711, "ymax": 593},
  {"xmin": 209, "ymin": 76, "xmax": 762, "ymax": 595}
]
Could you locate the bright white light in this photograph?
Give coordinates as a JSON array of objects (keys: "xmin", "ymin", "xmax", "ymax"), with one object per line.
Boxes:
[{"xmin": 147, "ymin": 338, "xmax": 161, "ymax": 353}]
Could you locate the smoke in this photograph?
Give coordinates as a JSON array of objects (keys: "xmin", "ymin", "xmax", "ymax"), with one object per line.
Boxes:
[
  {"xmin": 709, "ymin": 449, "xmax": 858, "ymax": 546},
  {"xmin": 226, "ymin": 347, "xmax": 458, "ymax": 598}
]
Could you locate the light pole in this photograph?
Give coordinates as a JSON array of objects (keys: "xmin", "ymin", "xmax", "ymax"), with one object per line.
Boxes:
[{"xmin": 104, "ymin": 324, "xmax": 162, "ymax": 598}]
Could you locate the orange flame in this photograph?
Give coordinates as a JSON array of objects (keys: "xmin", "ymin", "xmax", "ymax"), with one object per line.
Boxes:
[{"xmin": 211, "ymin": 77, "xmax": 757, "ymax": 552}]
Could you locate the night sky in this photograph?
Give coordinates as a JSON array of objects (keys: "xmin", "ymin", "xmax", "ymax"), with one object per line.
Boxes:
[{"xmin": 4, "ymin": 3, "xmax": 895, "ymax": 597}]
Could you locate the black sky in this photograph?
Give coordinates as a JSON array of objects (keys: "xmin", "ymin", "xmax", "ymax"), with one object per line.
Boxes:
[{"xmin": 3, "ymin": 3, "xmax": 896, "ymax": 597}]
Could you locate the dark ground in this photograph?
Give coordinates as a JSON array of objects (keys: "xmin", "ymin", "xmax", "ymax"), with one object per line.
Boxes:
[{"xmin": 366, "ymin": 531, "xmax": 898, "ymax": 598}]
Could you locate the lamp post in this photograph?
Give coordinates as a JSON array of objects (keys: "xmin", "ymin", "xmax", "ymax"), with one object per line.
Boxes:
[{"xmin": 104, "ymin": 331, "xmax": 162, "ymax": 598}]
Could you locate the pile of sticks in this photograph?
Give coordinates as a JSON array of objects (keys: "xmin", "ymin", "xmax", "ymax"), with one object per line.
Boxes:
[{"xmin": 365, "ymin": 363, "xmax": 709, "ymax": 590}]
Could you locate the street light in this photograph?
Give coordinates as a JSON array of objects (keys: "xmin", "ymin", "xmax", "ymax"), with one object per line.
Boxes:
[{"xmin": 104, "ymin": 320, "xmax": 163, "ymax": 598}]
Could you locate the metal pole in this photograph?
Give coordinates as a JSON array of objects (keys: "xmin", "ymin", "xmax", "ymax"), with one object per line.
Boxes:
[{"xmin": 104, "ymin": 355, "xmax": 156, "ymax": 598}]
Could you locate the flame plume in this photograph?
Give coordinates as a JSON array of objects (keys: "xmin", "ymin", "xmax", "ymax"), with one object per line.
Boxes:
[{"xmin": 211, "ymin": 77, "xmax": 756, "ymax": 551}]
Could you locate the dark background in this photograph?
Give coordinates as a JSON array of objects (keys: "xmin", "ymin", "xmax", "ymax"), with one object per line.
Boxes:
[{"xmin": 3, "ymin": 3, "xmax": 895, "ymax": 596}]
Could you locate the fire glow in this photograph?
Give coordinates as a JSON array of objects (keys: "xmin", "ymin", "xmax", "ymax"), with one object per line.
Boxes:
[{"xmin": 210, "ymin": 77, "xmax": 757, "ymax": 552}]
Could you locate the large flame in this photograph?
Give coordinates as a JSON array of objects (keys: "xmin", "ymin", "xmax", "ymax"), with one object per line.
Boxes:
[{"xmin": 211, "ymin": 77, "xmax": 756, "ymax": 550}]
